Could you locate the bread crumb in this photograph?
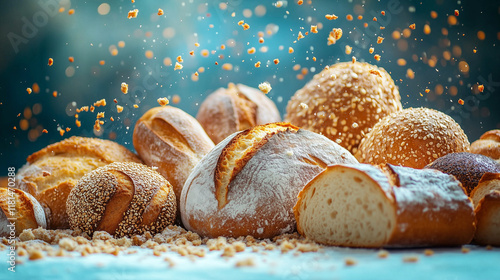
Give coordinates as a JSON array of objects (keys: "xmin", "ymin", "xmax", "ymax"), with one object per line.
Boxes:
[
  {"xmin": 42, "ymin": 129, "xmax": 48, "ymax": 134},
  {"xmin": 289, "ymin": 47, "xmax": 294, "ymax": 53},
  {"xmin": 297, "ymin": 0, "xmax": 303, "ymax": 5},
  {"xmin": 424, "ymin": 249, "xmax": 434, "ymax": 256},
  {"xmin": 458, "ymin": 99, "xmax": 464, "ymax": 105},
  {"xmin": 346, "ymin": 14, "xmax": 353, "ymax": 21},
  {"xmin": 174, "ymin": 62, "xmax": 183, "ymax": 70},
  {"xmin": 133, "ymin": 104, "xmax": 139, "ymax": 108},
  {"xmin": 117, "ymin": 105, "xmax": 123, "ymax": 113},
  {"xmin": 328, "ymin": 28, "xmax": 342, "ymax": 45},
  {"xmin": 27, "ymin": 88, "xmax": 32, "ymax": 94},
  {"xmin": 235, "ymin": 257, "xmax": 255, "ymax": 267},
  {"xmin": 233, "ymin": 241, "xmax": 246, "ymax": 252},
  {"xmin": 273, "ymin": 59, "xmax": 280, "ymax": 65},
  {"xmin": 255, "ymin": 61, "xmax": 261, "ymax": 68},
  {"xmin": 325, "ymin": 14, "xmax": 338, "ymax": 20},
  {"xmin": 454, "ymin": 10, "xmax": 459, "ymax": 16},
  {"xmin": 478, "ymin": 84, "xmax": 484, "ymax": 92},
  {"xmin": 258, "ymin": 82, "xmax": 272, "ymax": 94},
  {"xmin": 403, "ymin": 255, "xmax": 419, "ymax": 263},
  {"xmin": 247, "ymin": 47, "xmax": 256, "ymax": 54},
  {"xmin": 48, "ymin": 58, "xmax": 54, "ymax": 66},
  {"xmin": 68, "ymin": 9, "xmax": 75, "ymax": 15},
  {"xmin": 345, "ymin": 258, "xmax": 357, "ymax": 266},
  {"xmin": 158, "ymin": 8, "xmax": 164, "ymax": 16},
  {"xmin": 369, "ymin": 69, "xmax": 382, "ymax": 77},
  {"xmin": 121, "ymin": 82, "xmax": 128, "ymax": 94},
  {"xmin": 461, "ymin": 246, "xmax": 470, "ymax": 254},
  {"xmin": 222, "ymin": 246, "xmax": 236, "ymax": 257},
  {"xmin": 377, "ymin": 36, "xmax": 384, "ymax": 44},
  {"xmin": 297, "ymin": 31, "xmax": 305, "ymax": 40},
  {"xmin": 377, "ymin": 250, "xmax": 389, "ymax": 258},
  {"xmin": 243, "ymin": 23, "xmax": 250, "ymax": 30},
  {"xmin": 345, "ymin": 45, "xmax": 352, "ymax": 55},
  {"xmin": 157, "ymin": 97, "xmax": 169, "ymax": 106},
  {"xmin": 128, "ymin": 9, "xmax": 138, "ymax": 19},
  {"xmin": 409, "ymin": 23, "xmax": 416, "ymax": 30},
  {"xmin": 164, "ymin": 257, "xmax": 175, "ymax": 267},
  {"xmin": 369, "ymin": 47, "xmax": 374, "ymax": 54},
  {"xmin": 374, "ymin": 54, "xmax": 381, "ymax": 61},
  {"xmin": 29, "ymin": 250, "xmax": 44, "ymax": 261}
]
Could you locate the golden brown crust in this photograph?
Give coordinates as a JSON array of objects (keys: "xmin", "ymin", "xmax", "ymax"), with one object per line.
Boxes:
[
  {"xmin": 133, "ymin": 106, "xmax": 214, "ymax": 219},
  {"xmin": 197, "ymin": 83, "xmax": 282, "ymax": 144},
  {"xmin": 0, "ymin": 188, "xmax": 47, "ymax": 236},
  {"xmin": 473, "ymin": 190, "xmax": 500, "ymax": 246},
  {"xmin": 355, "ymin": 108, "xmax": 471, "ymax": 169},
  {"xmin": 66, "ymin": 162, "xmax": 176, "ymax": 237},
  {"xmin": 471, "ymin": 129, "xmax": 500, "ymax": 161},
  {"xmin": 285, "ymin": 62, "xmax": 402, "ymax": 154},
  {"xmin": 17, "ymin": 136, "xmax": 142, "ymax": 229}
]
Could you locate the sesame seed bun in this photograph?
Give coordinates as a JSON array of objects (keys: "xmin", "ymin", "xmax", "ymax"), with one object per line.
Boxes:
[
  {"xmin": 355, "ymin": 107, "xmax": 471, "ymax": 169},
  {"xmin": 285, "ymin": 62, "xmax": 402, "ymax": 154},
  {"xmin": 66, "ymin": 162, "xmax": 176, "ymax": 237}
]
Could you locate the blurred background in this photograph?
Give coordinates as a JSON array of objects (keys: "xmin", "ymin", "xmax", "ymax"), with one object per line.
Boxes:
[{"xmin": 1, "ymin": 0, "xmax": 499, "ymax": 176}]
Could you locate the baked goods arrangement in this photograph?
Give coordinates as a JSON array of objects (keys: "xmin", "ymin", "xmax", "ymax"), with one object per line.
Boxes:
[
  {"xmin": 293, "ymin": 164, "xmax": 475, "ymax": 248},
  {"xmin": 0, "ymin": 188, "xmax": 46, "ymax": 237},
  {"xmin": 66, "ymin": 162, "xmax": 176, "ymax": 237},
  {"xmin": 15, "ymin": 136, "xmax": 142, "ymax": 229},
  {"xmin": 197, "ymin": 83, "xmax": 282, "ymax": 144},
  {"xmin": 180, "ymin": 122, "xmax": 358, "ymax": 239}
]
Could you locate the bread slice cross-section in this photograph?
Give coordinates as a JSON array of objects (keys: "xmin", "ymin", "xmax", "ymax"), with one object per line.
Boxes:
[
  {"xmin": 470, "ymin": 173, "xmax": 500, "ymax": 246},
  {"xmin": 293, "ymin": 164, "xmax": 475, "ymax": 248}
]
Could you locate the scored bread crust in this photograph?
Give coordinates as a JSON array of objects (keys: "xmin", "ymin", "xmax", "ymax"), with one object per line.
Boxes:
[
  {"xmin": 470, "ymin": 173, "xmax": 500, "ymax": 246},
  {"xmin": 294, "ymin": 164, "xmax": 475, "ymax": 248},
  {"xmin": 17, "ymin": 136, "xmax": 142, "ymax": 229},
  {"xmin": 180, "ymin": 123, "xmax": 358, "ymax": 239},
  {"xmin": 471, "ymin": 129, "xmax": 500, "ymax": 162},
  {"xmin": 133, "ymin": 106, "xmax": 214, "ymax": 218},
  {"xmin": 196, "ymin": 83, "xmax": 281, "ymax": 144},
  {"xmin": 66, "ymin": 162, "xmax": 176, "ymax": 237},
  {"xmin": 0, "ymin": 188, "xmax": 47, "ymax": 236}
]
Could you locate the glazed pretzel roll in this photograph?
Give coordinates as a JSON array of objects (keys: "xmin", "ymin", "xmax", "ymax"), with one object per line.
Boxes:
[
  {"xmin": 425, "ymin": 152, "xmax": 500, "ymax": 195},
  {"xmin": 0, "ymin": 188, "xmax": 47, "ymax": 237},
  {"xmin": 294, "ymin": 164, "xmax": 475, "ymax": 248},
  {"xmin": 470, "ymin": 173, "xmax": 500, "ymax": 246},
  {"xmin": 471, "ymin": 129, "xmax": 500, "ymax": 163},
  {"xmin": 133, "ymin": 106, "xmax": 214, "ymax": 216},
  {"xmin": 355, "ymin": 107, "xmax": 470, "ymax": 169},
  {"xmin": 66, "ymin": 162, "xmax": 176, "ymax": 237},
  {"xmin": 285, "ymin": 62, "xmax": 402, "ymax": 154},
  {"xmin": 196, "ymin": 83, "xmax": 281, "ymax": 144},
  {"xmin": 16, "ymin": 136, "xmax": 142, "ymax": 229},
  {"xmin": 180, "ymin": 123, "xmax": 358, "ymax": 239}
]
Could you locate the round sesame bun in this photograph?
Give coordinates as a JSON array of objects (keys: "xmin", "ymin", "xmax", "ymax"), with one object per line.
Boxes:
[
  {"xmin": 355, "ymin": 108, "xmax": 471, "ymax": 169},
  {"xmin": 66, "ymin": 162, "xmax": 176, "ymax": 237},
  {"xmin": 0, "ymin": 188, "xmax": 47, "ymax": 237},
  {"xmin": 16, "ymin": 136, "xmax": 142, "ymax": 229},
  {"xmin": 425, "ymin": 153, "xmax": 500, "ymax": 195},
  {"xmin": 471, "ymin": 129, "xmax": 500, "ymax": 163},
  {"xmin": 285, "ymin": 62, "xmax": 402, "ymax": 154},
  {"xmin": 196, "ymin": 83, "xmax": 281, "ymax": 144}
]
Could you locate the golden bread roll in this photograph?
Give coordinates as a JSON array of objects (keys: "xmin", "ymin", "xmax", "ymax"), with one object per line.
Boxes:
[
  {"xmin": 180, "ymin": 122, "xmax": 358, "ymax": 239},
  {"xmin": 471, "ymin": 129, "xmax": 500, "ymax": 163},
  {"xmin": 425, "ymin": 152, "xmax": 500, "ymax": 195},
  {"xmin": 133, "ymin": 106, "xmax": 214, "ymax": 216},
  {"xmin": 16, "ymin": 136, "xmax": 142, "ymax": 229},
  {"xmin": 66, "ymin": 162, "xmax": 176, "ymax": 237},
  {"xmin": 0, "ymin": 188, "xmax": 47, "ymax": 237},
  {"xmin": 285, "ymin": 62, "xmax": 402, "ymax": 154},
  {"xmin": 355, "ymin": 107, "xmax": 470, "ymax": 169},
  {"xmin": 470, "ymin": 173, "xmax": 500, "ymax": 246},
  {"xmin": 196, "ymin": 83, "xmax": 281, "ymax": 144},
  {"xmin": 294, "ymin": 164, "xmax": 475, "ymax": 248}
]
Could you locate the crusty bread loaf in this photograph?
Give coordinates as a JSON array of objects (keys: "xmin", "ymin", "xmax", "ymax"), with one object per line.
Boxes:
[
  {"xmin": 294, "ymin": 164, "xmax": 475, "ymax": 248},
  {"xmin": 471, "ymin": 129, "xmax": 500, "ymax": 163},
  {"xmin": 180, "ymin": 123, "xmax": 358, "ymax": 239},
  {"xmin": 0, "ymin": 188, "xmax": 47, "ymax": 236},
  {"xmin": 470, "ymin": 173, "xmax": 500, "ymax": 246},
  {"xmin": 425, "ymin": 152, "xmax": 500, "ymax": 195},
  {"xmin": 196, "ymin": 83, "xmax": 281, "ymax": 144},
  {"xmin": 66, "ymin": 162, "xmax": 176, "ymax": 237},
  {"xmin": 133, "ymin": 106, "xmax": 214, "ymax": 218},
  {"xmin": 16, "ymin": 136, "xmax": 142, "ymax": 229},
  {"xmin": 285, "ymin": 62, "xmax": 402, "ymax": 154},
  {"xmin": 355, "ymin": 108, "xmax": 470, "ymax": 169}
]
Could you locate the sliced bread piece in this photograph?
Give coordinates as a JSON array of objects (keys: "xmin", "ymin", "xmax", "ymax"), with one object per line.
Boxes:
[{"xmin": 470, "ymin": 173, "xmax": 500, "ymax": 246}]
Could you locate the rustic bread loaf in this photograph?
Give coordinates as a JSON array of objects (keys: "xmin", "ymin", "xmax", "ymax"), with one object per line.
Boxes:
[
  {"xmin": 133, "ymin": 106, "xmax": 214, "ymax": 217},
  {"xmin": 16, "ymin": 136, "xmax": 142, "ymax": 229},
  {"xmin": 470, "ymin": 173, "xmax": 500, "ymax": 246},
  {"xmin": 471, "ymin": 129, "xmax": 500, "ymax": 163},
  {"xmin": 355, "ymin": 108, "xmax": 470, "ymax": 169},
  {"xmin": 285, "ymin": 62, "xmax": 402, "ymax": 154},
  {"xmin": 0, "ymin": 188, "xmax": 47, "ymax": 237},
  {"xmin": 180, "ymin": 123, "xmax": 358, "ymax": 239},
  {"xmin": 294, "ymin": 164, "xmax": 475, "ymax": 248},
  {"xmin": 66, "ymin": 162, "xmax": 176, "ymax": 237},
  {"xmin": 196, "ymin": 83, "xmax": 281, "ymax": 144},
  {"xmin": 425, "ymin": 152, "xmax": 500, "ymax": 195}
]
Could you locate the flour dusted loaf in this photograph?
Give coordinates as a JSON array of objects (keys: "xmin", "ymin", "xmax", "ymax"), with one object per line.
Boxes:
[
  {"xmin": 66, "ymin": 162, "xmax": 176, "ymax": 237},
  {"xmin": 471, "ymin": 129, "xmax": 500, "ymax": 163},
  {"xmin": 133, "ymin": 106, "xmax": 214, "ymax": 216},
  {"xmin": 0, "ymin": 188, "xmax": 46, "ymax": 236},
  {"xmin": 470, "ymin": 173, "xmax": 500, "ymax": 246},
  {"xmin": 180, "ymin": 123, "xmax": 358, "ymax": 239},
  {"xmin": 293, "ymin": 164, "xmax": 475, "ymax": 248},
  {"xmin": 425, "ymin": 152, "xmax": 500, "ymax": 195},
  {"xmin": 355, "ymin": 107, "xmax": 470, "ymax": 169},
  {"xmin": 285, "ymin": 62, "xmax": 402, "ymax": 154},
  {"xmin": 196, "ymin": 83, "xmax": 281, "ymax": 144},
  {"xmin": 16, "ymin": 136, "xmax": 142, "ymax": 229}
]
